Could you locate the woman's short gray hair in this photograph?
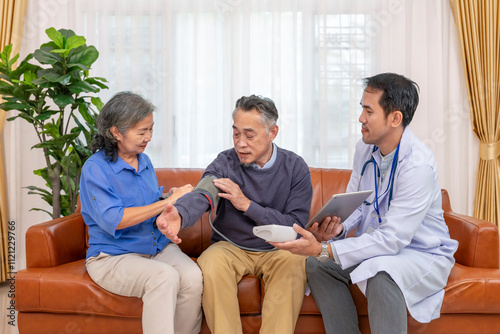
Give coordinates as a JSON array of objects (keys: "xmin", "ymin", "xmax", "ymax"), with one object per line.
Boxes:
[{"xmin": 91, "ymin": 91, "xmax": 156, "ymax": 161}]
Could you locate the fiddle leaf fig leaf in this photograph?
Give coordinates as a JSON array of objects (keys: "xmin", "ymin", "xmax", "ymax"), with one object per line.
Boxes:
[
  {"xmin": 59, "ymin": 29, "xmax": 76, "ymax": 41},
  {"xmin": 33, "ymin": 46, "xmax": 61, "ymax": 65},
  {"xmin": 66, "ymin": 35, "xmax": 86, "ymax": 51},
  {"xmin": 50, "ymin": 49, "xmax": 71, "ymax": 57},
  {"xmin": 40, "ymin": 41, "xmax": 60, "ymax": 49},
  {"xmin": 10, "ymin": 54, "xmax": 39, "ymax": 80},
  {"xmin": 40, "ymin": 71, "xmax": 72, "ymax": 85},
  {"xmin": 68, "ymin": 45, "xmax": 99, "ymax": 67},
  {"xmin": 68, "ymin": 80, "xmax": 99, "ymax": 94},
  {"xmin": 78, "ymin": 103, "xmax": 95, "ymax": 124},
  {"xmin": 34, "ymin": 112, "xmax": 54, "ymax": 122},
  {"xmin": 23, "ymin": 70, "xmax": 38, "ymax": 84},
  {"xmin": 45, "ymin": 27, "xmax": 64, "ymax": 49},
  {"xmin": 91, "ymin": 96, "xmax": 104, "ymax": 111},
  {"xmin": 50, "ymin": 34, "xmax": 86, "ymax": 58},
  {"xmin": 53, "ymin": 94, "xmax": 76, "ymax": 107}
]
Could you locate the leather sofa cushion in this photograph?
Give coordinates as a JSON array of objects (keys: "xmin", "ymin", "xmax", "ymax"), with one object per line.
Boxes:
[
  {"xmin": 441, "ymin": 263, "xmax": 500, "ymax": 313},
  {"xmin": 16, "ymin": 259, "xmax": 263, "ymax": 316},
  {"xmin": 17, "ymin": 260, "xmax": 143, "ymax": 317},
  {"xmin": 18, "ymin": 247, "xmax": 500, "ymax": 318}
]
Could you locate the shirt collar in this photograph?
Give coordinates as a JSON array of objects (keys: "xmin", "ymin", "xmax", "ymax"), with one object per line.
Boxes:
[
  {"xmin": 398, "ymin": 127, "xmax": 416, "ymax": 163},
  {"xmin": 250, "ymin": 143, "xmax": 277, "ymax": 170},
  {"xmin": 109, "ymin": 152, "xmax": 148, "ymax": 174}
]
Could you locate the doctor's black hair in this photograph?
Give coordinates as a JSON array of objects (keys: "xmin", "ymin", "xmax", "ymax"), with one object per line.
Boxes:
[
  {"xmin": 363, "ymin": 73, "xmax": 419, "ymax": 127},
  {"xmin": 232, "ymin": 95, "xmax": 278, "ymax": 132},
  {"xmin": 91, "ymin": 91, "xmax": 156, "ymax": 161}
]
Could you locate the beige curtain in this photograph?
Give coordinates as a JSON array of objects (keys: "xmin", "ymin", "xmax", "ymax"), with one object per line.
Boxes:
[
  {"xmin": 0, "ymin": 0, "xmax": 28, "ymax": 281},
  {"xmin": 449, "ymin": 0, "xmax": 500, "ymax": 227}
]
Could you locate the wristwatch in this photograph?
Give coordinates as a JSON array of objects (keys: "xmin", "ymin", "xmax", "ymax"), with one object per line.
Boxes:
[{"xmin": 316, "ymin": 241, "xmax": 330, "ymax": 263}]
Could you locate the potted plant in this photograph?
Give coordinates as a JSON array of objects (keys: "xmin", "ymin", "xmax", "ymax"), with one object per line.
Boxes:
[{"xmin": 0, "ymin": 27, "xmax": 108, "ymax": 218}]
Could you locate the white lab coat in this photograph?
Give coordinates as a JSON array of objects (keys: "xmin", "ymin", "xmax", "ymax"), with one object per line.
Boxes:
[{"xmin": 335, "ymin": 128, "xmax": 458, "ymax": 323}]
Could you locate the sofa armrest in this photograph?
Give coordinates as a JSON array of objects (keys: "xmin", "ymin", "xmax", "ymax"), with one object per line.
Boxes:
[
  {"xmin": 445, "ymin": 210, "xmax": 499, "ymax": 269},
  {"xmin": 26, "ymin": 213, "xmax": 87, "ymax": 268},
  {"xmin": 440, "ymin": 189, "xmax": 499, "ymax": 269}
]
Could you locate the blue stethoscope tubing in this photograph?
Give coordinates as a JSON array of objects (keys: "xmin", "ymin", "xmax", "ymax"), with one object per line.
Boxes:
[{"xmin": 359, "ymin": 142, "xmax": 400, "ymax": 223}]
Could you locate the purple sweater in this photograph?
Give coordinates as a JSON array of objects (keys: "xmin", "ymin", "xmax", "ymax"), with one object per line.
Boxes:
[{"xmin": 175, "ymin": 146, "xmax": 312, "ymax": 250}]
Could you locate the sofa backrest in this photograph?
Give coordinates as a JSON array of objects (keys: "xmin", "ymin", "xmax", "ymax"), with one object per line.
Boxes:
[
  {"xmin": 28, "ymin": 167, "xmax": 499, "ymax": 269},
  {"xmin": 157, "ymin": 167, "xmax": 499, "ymax": 268},
  {"xmin": 80, "ymin": 167, "xmax": 500, "ymax": 267}
]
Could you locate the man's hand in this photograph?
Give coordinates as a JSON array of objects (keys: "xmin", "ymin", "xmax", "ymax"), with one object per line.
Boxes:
[
  {"xmin": 213, "ymin": 178, "xmax": 251, "ymax": 212},
  {"xmin": 307, "ymin": 216, "xmax": 343, "ymax": 242},
  {"xmin": 269, "ymin": 224, "xmax": 323, "ymax": 257},
  {"xmin": 157, "ymin": 203, "xmax": 182, "ymax": 244}
]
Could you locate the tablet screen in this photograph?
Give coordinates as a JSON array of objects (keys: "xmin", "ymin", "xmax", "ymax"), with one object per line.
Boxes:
[{"xmin": 305, "ymin": 190, "xmax": 373, "ymax": 229}]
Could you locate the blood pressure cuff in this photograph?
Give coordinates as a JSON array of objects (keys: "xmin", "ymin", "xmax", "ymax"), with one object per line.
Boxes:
[{"xmin": 193, "ymin": 175, "xmax": 220, "ymax": 211}]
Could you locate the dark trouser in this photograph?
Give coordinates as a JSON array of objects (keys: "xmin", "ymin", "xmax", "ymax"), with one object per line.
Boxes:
[{"xmin": 306, "ymin": 257, "xmax": 407, "ymax": 334}]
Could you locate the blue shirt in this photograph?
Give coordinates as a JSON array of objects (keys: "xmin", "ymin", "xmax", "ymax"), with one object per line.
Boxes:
[{"xmin": 80, "ymin": 150, "xmax": 168, "ymax": 259}]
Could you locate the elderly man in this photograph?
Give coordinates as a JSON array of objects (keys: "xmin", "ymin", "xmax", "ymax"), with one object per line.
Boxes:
[{"xmin": 158, "ymin": 95, "xmax": 313, "ymax": 333}]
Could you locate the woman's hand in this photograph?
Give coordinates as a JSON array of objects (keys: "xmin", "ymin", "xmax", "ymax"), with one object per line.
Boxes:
[{"xmin": 167, "ymin": 184, "xmax": 194, "ymax": 203}]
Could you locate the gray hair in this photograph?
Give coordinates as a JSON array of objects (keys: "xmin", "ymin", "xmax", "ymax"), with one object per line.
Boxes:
[
  {"xmin": 91, "ymin": 91, "xmax": 156, "ymax": 161},
  {"xmin": 232, "ymin": 95, "xmax": 278, "ymax": 132}
]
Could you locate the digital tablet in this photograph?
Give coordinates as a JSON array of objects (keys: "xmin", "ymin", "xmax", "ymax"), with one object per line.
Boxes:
[{"xmin": 305, "ymin": 190, "xmax": 373, "ymax": 229}]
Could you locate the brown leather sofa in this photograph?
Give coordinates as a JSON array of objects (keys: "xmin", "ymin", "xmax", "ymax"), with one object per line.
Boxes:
[{"xmin": 15, "ymin": 168, "xmax": 500, "ymax": 333}]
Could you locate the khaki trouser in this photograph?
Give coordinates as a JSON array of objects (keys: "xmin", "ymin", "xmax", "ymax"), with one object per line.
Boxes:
[
  {"xmin": 198, "ymin": 241, "xmax": 307, "ymax": 334},
  {"xmin": 86, "ymin": 243, "xmax": 203, "ymax": 334}
]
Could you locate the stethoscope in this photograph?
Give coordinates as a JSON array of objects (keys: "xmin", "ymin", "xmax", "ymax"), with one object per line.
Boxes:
[{"xmin": 357, "ymin": 142, "xmax": 400, "ymax": 223}]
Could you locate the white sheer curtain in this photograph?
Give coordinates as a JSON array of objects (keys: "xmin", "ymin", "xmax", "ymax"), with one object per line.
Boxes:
[{"xmin": 3, "ymin": 0, "xmax": 477, "ymax": 270}]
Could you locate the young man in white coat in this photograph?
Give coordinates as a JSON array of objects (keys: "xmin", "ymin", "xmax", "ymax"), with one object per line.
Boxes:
[{"xmin": 270, "ymin": 72, "xmax": 459, "ymax": 334}]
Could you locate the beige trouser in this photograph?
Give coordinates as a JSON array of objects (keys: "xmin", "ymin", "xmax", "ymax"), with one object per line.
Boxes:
[
  {"xmin": 85, "ymin": 243, "xmax": 203, "ymax": 334},
  {"xmin": 197, "ymin": 241, "xmax": 307, "ymax": 334}
]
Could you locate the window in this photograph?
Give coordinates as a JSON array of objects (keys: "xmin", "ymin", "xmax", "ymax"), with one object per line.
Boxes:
[
  {"xmin": 311, "ymin": 13, "xmax": 371, "ymax": 167},
  {"xmin": 79, "ymin": 1, "xmax": 372, "ymax": 168}
]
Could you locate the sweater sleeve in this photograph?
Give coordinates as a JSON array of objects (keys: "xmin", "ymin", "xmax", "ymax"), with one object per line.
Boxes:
[
  {"xmin": 244, "ymin": 160, "xmax": 312, "ymax": 228},
  {"xmin": 174, "ymin": 154, "xmax": 227, "ymax": 228},
  {"xmin": 175, "ymin": 192, "xmax": 211, "ymax": 229}
]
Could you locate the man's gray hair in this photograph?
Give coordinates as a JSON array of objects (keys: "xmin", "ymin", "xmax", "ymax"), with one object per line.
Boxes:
[{"xmin": 232, "ymin": 95, "xmax": 278, "ymax": 131}]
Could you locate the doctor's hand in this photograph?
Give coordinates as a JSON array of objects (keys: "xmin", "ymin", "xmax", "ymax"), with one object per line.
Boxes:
[
  {"xmin": 157, "ymin": 203, "xmax": 182, "ymax": 244},
  {"xmin": 213, "ymin": 178, "xmax": 251, "ymax": 212},
  {"xmin": 307, "ymin": 216, "xmax": 343, "ymax": 242},
  {"xmin": 269, "ymin": 224, "xmax": 323, "ymax": 257}
]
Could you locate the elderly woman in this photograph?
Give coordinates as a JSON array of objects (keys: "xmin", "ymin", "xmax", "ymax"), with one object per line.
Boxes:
[{"xmin": 80, "ymin": 92, "xmax": 202, "ymax": 334}]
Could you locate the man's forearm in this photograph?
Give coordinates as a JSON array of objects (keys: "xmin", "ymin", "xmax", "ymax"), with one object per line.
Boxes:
[{"xmin": 175, "ymin": 192, "xmax": 212, "ymax": 228}]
